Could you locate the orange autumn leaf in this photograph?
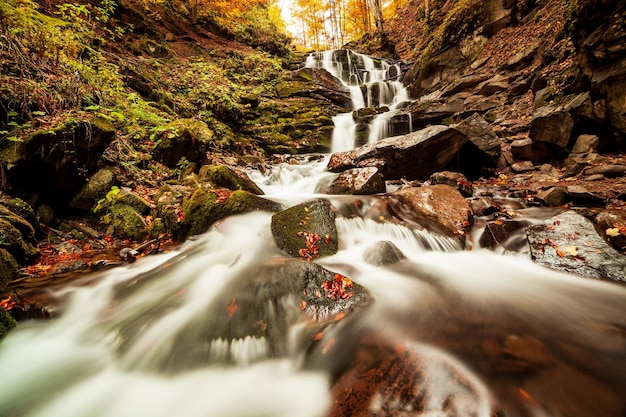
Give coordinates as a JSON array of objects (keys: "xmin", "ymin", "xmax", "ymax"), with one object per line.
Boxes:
[{"xmin": 227, "ymin": 297, "xmax": 237, "ymax": 318}]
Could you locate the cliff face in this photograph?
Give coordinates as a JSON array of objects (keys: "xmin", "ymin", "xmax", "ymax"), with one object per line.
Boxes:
[{"xmin": 379, "ymin": 0, "xmax": 626, "ymax": 148}]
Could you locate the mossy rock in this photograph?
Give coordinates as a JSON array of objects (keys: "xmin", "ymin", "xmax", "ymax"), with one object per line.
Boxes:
[
  {"xmin": 198, "ymin": 165, "xmax": 264, "ymax": 195},
  {"xmin": 0, "ymin": 219, "xmax": 39, "ymax": 265},
  {"xmin": 152, "ymin": 119, "xmax": 215, "ymax": 167},
  {"xmin": 105, "ymin": 203, "xmax": 148, "ymax": 241},
  {"xmin": 0, "ymin": 307, "xmax": 16, "ymax": 339},
  {"xmin": 152, "ymin": 184, "xmax": 192, "ymax": 240},
  {"xmin": 113, "ymin": 188, "xmax": 153, "ymax": 215},
  {"xmin": 1, "ymin": 116, "xmax": 116, "ymax": 208},
  {"xmin": 0, "ymin": 248, "xmax": 18, "ymax": 293},
  {"xmin": 0, "ymin": 205, "xmax": 36, "ymax": 243},
  {"xmin": 0, "ymin": 197, "xmax": 40, "ymax": 237},
  {"xmin": 271, "ymin": 199, "xmax": 338, "ymax": 259},
  {"xmin": 182, "ymin": 188, "xmax": 282, "ymax": 238},
  {"xmin": 69, "ymin": 167, "xmax": 116, "ymax": 211}
]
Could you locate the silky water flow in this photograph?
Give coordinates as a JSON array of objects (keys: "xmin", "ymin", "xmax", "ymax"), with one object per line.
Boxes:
[{"xmin": 1, "ymin": 50, "xmax": 626, "ymax": 417}]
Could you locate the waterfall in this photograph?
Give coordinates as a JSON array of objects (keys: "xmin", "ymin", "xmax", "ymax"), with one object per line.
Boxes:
[
  {"xmin": 2, "ymin": 51, "xmax": 626, "ymax": 417},
  {"xmin": 305, "ymin": 49, "xmax": 412, "ymax": 151}
]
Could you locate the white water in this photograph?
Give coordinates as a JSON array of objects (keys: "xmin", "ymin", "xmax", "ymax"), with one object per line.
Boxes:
[
  {"xmin": 2, "ymin": 52, "xmax": 626, "ymax": 417},
  {"xmin": 306, "ymin": 49, "xmax": 412, "ymax": 152}
]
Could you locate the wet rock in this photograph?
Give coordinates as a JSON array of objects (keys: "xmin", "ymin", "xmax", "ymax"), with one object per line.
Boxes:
[
  {"xmin": 390, "ymin": 185, "xmax": 473, "ymax": 241},
  {"xmin": 152, "ymin": 119, "xmax": 215, "ymax": 167},
  {"xmin": 363, "ymin": 241, "xmax": 406, "ymax": 266},
  {"xmin": 536, "ymin": 187, "xmax": 568, "ymax": 207},
  {"xmin": 271, "ymin": 199, "xmax": 338, "ymax": 259},
  {"xmin": 198, "ymin": 165, "xmax": 264, "ymax": 195},
  {"xmin": 1, "ymin": 117, "xmax": 116, "ymax": 208},
  {"xmin": 114, "ymin": 187, "xmax": 153, "ymax": 215},
  {"xmin": 69, "ymin": 168, "xmax": 117, "ymax": 212},
  {"xmin": 428, "ymin": 171, "xmax": 474, "ymax": 196},
  {"xmin": 326, "ymin": 167, "xmax": 385, "ymax": 195},
  {"xmin": 479, "ymin": 220, "xmax": 531, "ymax": 251},
  {"xmin": 50, "ymin": 259, "xmax": 88, "ymax": 275},
  {"xmin": 327, "ymin": 125, "xmax": 469, "ymax": 180},
  {"xmin": 325, "ymin": 333, "xmax": 493, "ymax": 417},
  {"xmin": 183, "ymin": 189, "xmax": 282, "ymax": 238},
  {"xmin": 592, "ymin": 209, "xmax": 626, "ymax": 251},
  {"xmin": 529, "ymin": 105, "xmax": 574, "ymax": 148},
  {"xmin": 502, "ymin": 334, "xmax": 554, "ymax": 367},
  {"xmin": 470, "ymin": 196, "xmax": 500, "ymax": 217},
  {"xmin": 526, "ymin": 210, "xmax": 626, "ymax": 283}
]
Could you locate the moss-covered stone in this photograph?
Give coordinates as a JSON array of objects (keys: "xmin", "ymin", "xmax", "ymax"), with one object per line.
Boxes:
[
  {"xmin": 0, "ymin": 248, "xmax": 18, "ymax": 293},
  {"xmin": 0, "ymin": 307, "xmax": 17, "ymax": 339},
  {"xmin": 114, "ymin": 188, "xmax": 153, "ymax": 215},
  {"xmin": 105, "ymin": 203, "xmax": 148, "ymax": 241},
  {"xmin": 0, "ymin": 219, "xmax": 39, "ymax": 264},
  {"xmin": 182, "ymin": 188, "xmax": 282, "ymax": 238},
  {"xmin": 0, "ymin": 197, "xmax": 40, "ymax": 237},
  {"xmin": 0, "ymin": 205, "xmax": 36, "ymax": 243},
  {"xmin": 198, "ymin": 165, "xmax": 264, "ymax": 195},
  {"xmin": 152, "ymin": 119, "xmax": 215, "ymax": 167},
  {"xmin": 271, "ymin": 199, "xmax": 338, "ymax": 259},
  {"xmin": 69, "ymin": 167, "xmax": 117, "ymax": 211}
]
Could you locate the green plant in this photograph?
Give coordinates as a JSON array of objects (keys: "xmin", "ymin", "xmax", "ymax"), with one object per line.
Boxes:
[{"xmin": 93, "ymin": 185, "xmax": 120, "ymax": 213}]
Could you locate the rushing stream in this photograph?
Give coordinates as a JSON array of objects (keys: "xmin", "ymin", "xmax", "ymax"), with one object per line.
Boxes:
[{"xmin": 1, "ymin": 50, "xmax": 626, "ymax": 417}]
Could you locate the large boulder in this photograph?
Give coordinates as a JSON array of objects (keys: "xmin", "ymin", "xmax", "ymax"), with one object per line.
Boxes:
[
  {"xmin": 271, "ymin": 199, "xmax": 339, "ymax": 260},
  {"xmin": 183, "ymin": 189, "xmax": 282, "ymax": 238},
  {"xmin": 388, "ymin": 185, "xmax": 473, "ymax": 242},
  {"xmin": 1, "ymin": 117, "xmax": 116, "ymax": 208},
  {"xmin": 526, "ymin": 210, "xmax": 626, "ymax": 283},
  {"xmin": 327, "ymin": 125, "xmax": 469, "ymax": 180},
  {"xmin": 529, "ymin": 105, "xmax": 574, "ymax": 149},
  {"xmin": 198, "ymin": 165, "xmax": 264, "ymax": 195},
  {"xmin": 453, "ymin": 113, "xmax": 503, "ymax": 169},
  {"xmin": 152, "ymin": 119, "xmax": 215, "ymax": 167}
]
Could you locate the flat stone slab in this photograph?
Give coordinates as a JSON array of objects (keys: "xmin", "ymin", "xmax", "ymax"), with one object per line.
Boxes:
[{"xmin": 526, "ymin": 210, "xmax": 626, "ymax": 283}]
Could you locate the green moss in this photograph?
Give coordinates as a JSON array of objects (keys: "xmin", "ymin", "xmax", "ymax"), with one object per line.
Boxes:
[
  {"xmin": 198, "ymin": 165, "xmax": 264, "ymax": 195},
  {"xmin": 0, "ymin": 248, "xmax": 19, "ymax": 293},
  {"xmin": 182, "ymin": 188, "xmax": 281, "ymax": 238},
  {"xmin": 0, "ymin": 307, "xmax": 17, "ymax": 339},
  {"xmin": 105, "ymin": 203, "xmax": 148, "ymax": 241}
]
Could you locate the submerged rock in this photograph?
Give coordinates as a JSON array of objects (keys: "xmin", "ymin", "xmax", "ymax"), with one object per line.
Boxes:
[
  {"xmin": 526, "ymin": 210, "xmax": 626, "ymax": 283},
  {"xmin": 363, "ymin": 241, "xmax": 406, "ymax": 266}
]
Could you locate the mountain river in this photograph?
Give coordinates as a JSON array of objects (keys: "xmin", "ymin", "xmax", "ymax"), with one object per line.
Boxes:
[{"xmin": 1, "ymin": 50, "xmax": 625, "ymax": 417}]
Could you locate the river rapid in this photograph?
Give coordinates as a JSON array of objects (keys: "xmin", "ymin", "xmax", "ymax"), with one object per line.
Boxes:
[{"xmin": 1, "ymin": 50, "xmax": 625, "ymax": 417}]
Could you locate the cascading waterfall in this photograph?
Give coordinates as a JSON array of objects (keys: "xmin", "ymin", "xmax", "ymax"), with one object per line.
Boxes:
[
  {"xmin": 2, "ymin": 51, "xmax": 626, "ymax": 417},
  {"xmin": 305, "ymin": 49, "xmax": 412, "ymax": 151}
]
